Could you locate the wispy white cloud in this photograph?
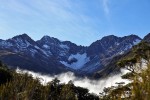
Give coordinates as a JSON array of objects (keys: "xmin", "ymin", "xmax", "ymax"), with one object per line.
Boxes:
[
  {"xmin": 0, "ymin": 0, "xmax": 104, "ymax": 45},
  {"xmin": 102, "ymin": 0, "xmax": 110, "ymax": 17},
  {"xmin": 0, "ymin": 0, "xmax": 149, "ymax": 46}
]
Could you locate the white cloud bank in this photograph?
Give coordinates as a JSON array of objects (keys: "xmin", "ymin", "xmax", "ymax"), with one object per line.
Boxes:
[{"xmin": 16, "ymin": 68, "xmax": 130, "ymax": 95}]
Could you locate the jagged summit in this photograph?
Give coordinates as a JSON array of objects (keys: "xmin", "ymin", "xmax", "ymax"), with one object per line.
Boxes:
[
  {"xmin": 39, "ymin": 35, "xmax": 61, "ymax": 45},
  {"xmin": 12, "ymin": 33, "xmax": 31, "ymax": 40},
  {"xmin": 101, "ymin": 35, "xmax": 119, "ymax": 41},
  {"xmin": 10, "ymin": 33, "xmax": 36, "ymax": 46}
]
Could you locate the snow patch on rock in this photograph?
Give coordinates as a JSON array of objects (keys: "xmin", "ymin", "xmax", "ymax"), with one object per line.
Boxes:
[
  {"xmin": 59, "ymin": 44, "xmax": 69, "ymax": 50},
  {"xmin": 60, "ymin": 53, "xmax": 90, "ymax": 69},
  {"xmin": 34, "ymin": 45, "xmax": 52, "ymax": 56},
  {"xmin": 43, "ymin": 44, "xmax": 50, "ymax": 49},
  {"xmin": 133, "ymin": 39, "xmax": 141, "ymax": 45},
  {"xmin": 0, "ymin": 41, "xmax": 13, "ymax": 47}
]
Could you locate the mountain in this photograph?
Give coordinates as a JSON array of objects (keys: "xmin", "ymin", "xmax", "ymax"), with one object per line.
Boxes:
[
  {"xmin": 0, "ymin": 33, "xmax": 142, "ymax": 77},
  {"xmin": 79, "ymin": 34, "xmax": 141, "ymax": 75},
  {"xmin": 0, "ymin": 34, "xmax": 70, "ymax": 74},
  {"xmin": 94, "ymin": 34, "xmax": 150, "ymax": 78}
]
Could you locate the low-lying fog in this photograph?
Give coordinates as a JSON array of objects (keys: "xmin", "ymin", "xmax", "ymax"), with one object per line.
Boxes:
[{"xmin": 16, "ymin": 68, "xmax": 130, "ymax": 95}]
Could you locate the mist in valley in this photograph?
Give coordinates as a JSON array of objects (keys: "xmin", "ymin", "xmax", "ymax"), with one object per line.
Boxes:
[{"xmin": 16, "ymin": 68, "xmax": 130, "ymax": 95}]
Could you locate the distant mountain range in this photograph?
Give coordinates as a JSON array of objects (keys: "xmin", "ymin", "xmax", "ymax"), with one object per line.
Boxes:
[{"xmin": 1, "ymin": 33, "xmax": 148, "ymax": 77}]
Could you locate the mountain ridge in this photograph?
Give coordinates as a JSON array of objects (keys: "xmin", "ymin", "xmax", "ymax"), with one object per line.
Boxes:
[{"xmin": 0, "ymin": 33, "xmax": 142, "ymax": 77}]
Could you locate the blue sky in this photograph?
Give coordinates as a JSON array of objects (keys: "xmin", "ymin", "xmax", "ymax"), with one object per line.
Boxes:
[{"xmin": 0, "ymin": 0, "xmax": 150, "ymax": 46}]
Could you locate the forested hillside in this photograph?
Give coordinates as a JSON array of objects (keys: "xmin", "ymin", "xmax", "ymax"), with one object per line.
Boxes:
[{"xmin": 0, "ymin": 62, "xmax": 99, "ymax": 100}]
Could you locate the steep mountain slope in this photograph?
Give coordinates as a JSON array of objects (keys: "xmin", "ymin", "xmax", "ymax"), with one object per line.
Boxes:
[
  {"xmin": 0, "ymin": 33, "xmax": 142, "ymax": 76},
  {"xmin": 79, "ymin": 35, "xmax": 141, "ymax": 75},
  {"xmin": 94, "ymin": 33, "xmax": 150, "ymax": 78}
]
